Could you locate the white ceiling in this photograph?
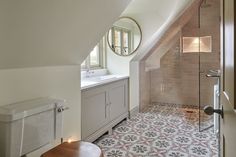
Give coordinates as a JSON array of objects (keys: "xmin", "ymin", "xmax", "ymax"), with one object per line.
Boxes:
[{"xmin": 121, "ymin": 0, "xmax": 194, "ymax": 60}]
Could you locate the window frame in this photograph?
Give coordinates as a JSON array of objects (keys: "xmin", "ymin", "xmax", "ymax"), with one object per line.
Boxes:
[
  {"xmin": 81, "ymin": 37, "xmax": 106, "ymax": 70},
  {"xmin": 110, "ymin": 26, "xmax": 132, "ymax": 56}
]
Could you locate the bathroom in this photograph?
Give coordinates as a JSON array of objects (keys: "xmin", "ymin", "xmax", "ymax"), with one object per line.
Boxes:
[{"xmin": 0, "ymin": 0, "xmax": 234, "ymax": 156}]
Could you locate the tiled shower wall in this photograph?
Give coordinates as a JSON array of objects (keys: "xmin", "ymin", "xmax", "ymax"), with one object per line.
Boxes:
[
  {"xmin": 148, "ymin": 0, "xmax": 220, "ymax": 106},
  {"xmin": 150, "ymin": 40, "xmax": 199, "ymax": 105}
]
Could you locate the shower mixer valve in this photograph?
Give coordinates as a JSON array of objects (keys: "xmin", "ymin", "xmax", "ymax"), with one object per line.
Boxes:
[{"xmin": 203, "ymin": 106, "xmax": 223, "ymax": 118}]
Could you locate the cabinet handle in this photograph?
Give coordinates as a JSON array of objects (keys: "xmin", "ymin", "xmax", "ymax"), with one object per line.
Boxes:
[
  {"xmin": 105, "ymin": 103, "xmax": 109, "ymax": 118},
  {"xmin": 105, "ymin": 104, "xmax": 107, "ymax": 118},
  {"xmin": 57, "ymin": 106, "xmax": 69, "ymax": 113},
  {"xmin": 124, "ymin": 84, "xmax": 126, "ymax": 107}
]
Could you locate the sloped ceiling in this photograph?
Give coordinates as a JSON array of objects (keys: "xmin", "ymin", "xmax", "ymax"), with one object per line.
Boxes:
[
  {"xmin": 0, "ymin": 0, "xmax": 131, "ymax": 69},
  {"xmin": 121, "ymin": 0, "xmax": 194, "ymax": 61},
  {"xmin": 122, "ymin": 0, "xmax": 183, "ymax": 42}
]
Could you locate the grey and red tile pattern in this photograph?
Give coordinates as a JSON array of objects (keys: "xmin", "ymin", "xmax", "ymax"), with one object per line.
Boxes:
[{"xmin": 94, "ymin": 102, "xmax": 219, "ymax": 157}]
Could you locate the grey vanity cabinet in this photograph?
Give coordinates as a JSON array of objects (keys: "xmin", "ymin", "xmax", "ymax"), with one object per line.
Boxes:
[
  {"xmin": 108, "ymin": 81, "xmax": 127, "ymax": 121},
  {"xmin": 81, "ymin": 78, "xmax": 128, "ymax": 142},
  {"xmin": 81, "ymin": 87, "xmax": 108, "ymax": 139}
]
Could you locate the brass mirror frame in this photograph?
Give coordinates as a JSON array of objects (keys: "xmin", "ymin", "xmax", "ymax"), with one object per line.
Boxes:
[{"xmin": 107, "ymin": 16, "xmax": 142, "ymax": 56}]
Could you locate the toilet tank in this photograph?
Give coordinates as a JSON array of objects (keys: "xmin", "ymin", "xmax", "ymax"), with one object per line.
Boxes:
[{"xmin": 0, "ymin": 98, "xmax": 66, "ymax": 157}]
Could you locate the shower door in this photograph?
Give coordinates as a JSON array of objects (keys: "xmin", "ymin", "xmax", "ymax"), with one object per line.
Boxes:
[{"xmin": 198, "ymin": 0, "xmax": 221, "ymax": 132}]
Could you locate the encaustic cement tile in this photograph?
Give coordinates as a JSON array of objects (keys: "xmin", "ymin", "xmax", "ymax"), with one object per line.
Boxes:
[{"xmin": 94, "ymin": 102, "xmax": 218, "ymax": 157}]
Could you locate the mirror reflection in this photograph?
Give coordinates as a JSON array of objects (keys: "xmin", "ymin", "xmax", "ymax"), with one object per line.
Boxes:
[{"xmin": 107, "ymin": 17, "xmax": 142, "ymax": 56}]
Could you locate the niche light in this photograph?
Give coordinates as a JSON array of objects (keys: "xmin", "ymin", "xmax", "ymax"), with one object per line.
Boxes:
[{"xmin": 182, "ymin": 36, "xmax": 212, "ymax": 53}]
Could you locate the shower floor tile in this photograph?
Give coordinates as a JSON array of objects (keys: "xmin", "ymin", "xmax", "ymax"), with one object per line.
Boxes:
[{"xmin": 94, "ymin": 102, "xmax": 219, "ymax": 157}]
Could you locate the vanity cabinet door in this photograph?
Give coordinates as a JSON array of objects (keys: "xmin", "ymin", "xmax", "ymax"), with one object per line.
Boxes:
[
  {"xmin": 81, "ymin": 88, "xmax": 108, "ymax": 139},
  {"xmin": 108, "ymin": 79, "xmax": 128, "ymax": 121}
]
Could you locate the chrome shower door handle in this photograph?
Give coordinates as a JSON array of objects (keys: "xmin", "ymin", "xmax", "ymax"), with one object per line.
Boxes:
[
  {"xmin": 206, "ymin": 74, "xmax": 220, "ymax": 78},
  {"xmin": 206, "ymin": 69, "xmax": 220, "ymax": 78}
]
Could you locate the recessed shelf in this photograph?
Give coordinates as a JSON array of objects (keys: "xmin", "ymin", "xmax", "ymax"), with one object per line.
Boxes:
[{"xmin": 182, "ymin": 36, "xmax": 212, "ymax": 53}]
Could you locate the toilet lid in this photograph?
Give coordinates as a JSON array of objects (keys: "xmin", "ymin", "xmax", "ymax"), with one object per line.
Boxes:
[{"xmin": 41, "ymin": 141, "xmax": 103, "ymax": 157}]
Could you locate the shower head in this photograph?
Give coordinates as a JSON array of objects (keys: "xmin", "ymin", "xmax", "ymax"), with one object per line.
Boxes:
[{"xmin": 201, "ymin": 0, "xmax": 211, "ymax": 8}]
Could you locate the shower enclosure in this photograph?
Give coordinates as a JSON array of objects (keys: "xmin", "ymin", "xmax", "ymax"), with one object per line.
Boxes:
[{"xmin": 145, "ymin": 0, "xmax": 221, "ymax": 134}]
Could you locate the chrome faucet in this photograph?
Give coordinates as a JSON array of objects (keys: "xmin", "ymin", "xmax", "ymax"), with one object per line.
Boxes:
[
  {"xmin": 85, "ymin": 69, "xmax": 90, "ymax": 78},
  {"xmin": 85, "ymin": 69, "xmax": 94, "ymax": 78}
]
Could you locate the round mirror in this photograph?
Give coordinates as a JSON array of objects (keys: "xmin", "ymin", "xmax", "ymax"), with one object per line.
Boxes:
[{"xmin": 107, "ymin": 17, "xmax": 142, "ymax": 56}]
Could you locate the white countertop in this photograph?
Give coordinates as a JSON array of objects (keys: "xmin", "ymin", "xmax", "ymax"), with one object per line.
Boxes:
[{"xmin": 81, "ymin": 75, "xmax": 129, "ymax": 90}]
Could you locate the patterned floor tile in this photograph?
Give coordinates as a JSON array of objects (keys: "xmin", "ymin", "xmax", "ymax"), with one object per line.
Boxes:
[
  {"xmin": 130, "ymin": 143, "xmax": 151, "ymax": 156},
  {"xmin": 105, "ymin": 149, "xmax": 127, "ymax": 157},
  {"xmin": 167, "ymin": 150, "xmax": 188, "ymax": 157},
  {"xmin": 94, "ymin": 102, "xmax": 219, "ymax": 157}
]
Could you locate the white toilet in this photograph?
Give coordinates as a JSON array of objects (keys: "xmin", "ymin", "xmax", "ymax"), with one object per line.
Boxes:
[{"xmin": 0, "ymin": 98, "xmax": 66, "ymax": 157}]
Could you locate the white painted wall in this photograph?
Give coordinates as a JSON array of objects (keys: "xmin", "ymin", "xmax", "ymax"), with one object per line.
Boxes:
[
  {"xmin": 107, "ymin": 43, "xmax": 136, "ymax": 75},
  {"xmin": 129, "ymin": 61, "xmax": 140, "ymax": 110}
]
